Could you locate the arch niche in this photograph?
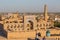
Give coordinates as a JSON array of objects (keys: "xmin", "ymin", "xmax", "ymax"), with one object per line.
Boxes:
[{"xmin": 28, "ymin": 20, "xmax": 34, "ymax": 30}]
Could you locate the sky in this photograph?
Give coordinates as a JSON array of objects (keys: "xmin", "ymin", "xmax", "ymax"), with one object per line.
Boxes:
[{"xmin": 0, "ymin": 0, "xmax": 60, "ymax": 13}]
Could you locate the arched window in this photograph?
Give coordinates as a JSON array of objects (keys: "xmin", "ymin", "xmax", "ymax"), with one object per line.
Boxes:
[
  {"xmin": 40, "ymin": 24, "xmax": 42, "ymax": 27},
  {"xmin": 7, "ymin": 25, "xmax": 12, "ymax": 31},
  {"xmin": 11, "ymin": 25, "xmax": 13, "ymax": 28},
  {"xmin": 43, "ymin": 24, "xmax": 45, "ymax": 26},
  {"xmin": 14, "ymin": 25, "xmax": 16, "ymax": 28},
  {"xmin": 10, "ymin": 21, "xmax": 12, "ymax": 23},
  {"xmin": 19, "ymin": 21, "xmax": 23, "ymax": 23},
  {"xmin": 27, "ymin": 28, "xmax": 29, "ymax": 30},
  {"xmin": 46, "ymin": 24, "xmax": 48, "ymax": 26},
  {"xmin": 17, "ymin": 25, "xmax": 20, "ymax": 28},
  {"xmin": 6, "ymin": 21, "xmax": 9, "ymax": 23},
  {"xmin": 13, "ymin": 21, "xmax": 18, "ymax": 23}
]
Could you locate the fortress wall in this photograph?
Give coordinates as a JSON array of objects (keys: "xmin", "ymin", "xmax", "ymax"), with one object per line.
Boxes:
[
  {"xmin": 7, "ymin": 31, "xmax": 36, "ymax": 39},
  {"xmin": 8, "ymin": 29, "xmax": 60, "ymax": 39}
]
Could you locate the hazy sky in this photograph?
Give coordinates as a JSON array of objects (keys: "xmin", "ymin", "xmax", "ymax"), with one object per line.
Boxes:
[{"xmin": 0, "ymin": 0, "xmax": 60, "ymax": 12}]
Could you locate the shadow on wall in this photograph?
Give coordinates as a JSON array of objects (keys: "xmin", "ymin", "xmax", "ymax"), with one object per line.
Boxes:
[
  {"xmin": 0, "ymin": 23, "xmax": 7, "ymax": 38},
  {"xmin": 28, "ymin": 20, "xmax": 33, "ymax": 30},
  {"xmin": 27, "ymin": 38, "xmax": 35, "ymax": 40}
]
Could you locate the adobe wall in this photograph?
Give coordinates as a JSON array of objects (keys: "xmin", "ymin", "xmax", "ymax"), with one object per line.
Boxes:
[
  {"xmin": 8, "ymin": 31, "xmax": 36, "ymax": 39},
  {"xmin": 7, "ymin": 30, "xmax": 46, "ymax": 39}
]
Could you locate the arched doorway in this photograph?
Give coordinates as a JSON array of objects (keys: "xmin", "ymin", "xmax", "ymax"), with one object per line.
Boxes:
[{"xmin": 28, "ymin": 20, "xmax": 33, "ymax": 30}]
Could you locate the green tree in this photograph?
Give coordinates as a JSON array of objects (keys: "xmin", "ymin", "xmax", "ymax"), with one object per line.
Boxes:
[{"xmin": 54, "ymin": 21, "xmax": 60, "ymax": 28}]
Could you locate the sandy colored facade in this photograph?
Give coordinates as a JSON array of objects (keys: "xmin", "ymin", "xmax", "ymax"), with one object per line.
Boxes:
[{"xmin": 0, "ymin": 5, "xmax": 60, "ymax": 40}]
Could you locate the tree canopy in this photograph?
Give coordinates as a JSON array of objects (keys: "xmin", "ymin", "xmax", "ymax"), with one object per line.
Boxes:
[{"xmin": 54, "ymin": 21, "xmax": 60, "ymax": 28}]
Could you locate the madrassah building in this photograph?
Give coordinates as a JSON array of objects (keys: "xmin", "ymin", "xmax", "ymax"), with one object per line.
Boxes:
[{"xmin": 0, "ymin": 5, "xmax": 60, "ymax": 40}]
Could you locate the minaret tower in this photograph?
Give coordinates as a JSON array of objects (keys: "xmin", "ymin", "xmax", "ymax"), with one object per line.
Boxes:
[{"xmin": 44, "ymin": 4, "xmax": 48, "ymax": 21}]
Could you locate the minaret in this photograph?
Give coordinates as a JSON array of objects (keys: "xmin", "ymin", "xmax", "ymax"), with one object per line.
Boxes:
[{"xmin": 44, "ymin": 4, "xmax": 48, "ymax": 21}]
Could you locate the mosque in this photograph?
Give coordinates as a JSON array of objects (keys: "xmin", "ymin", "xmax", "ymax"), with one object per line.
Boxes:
[{"xmin": 0, "ymin": 5, "xmax": 60, "ymax": 40}]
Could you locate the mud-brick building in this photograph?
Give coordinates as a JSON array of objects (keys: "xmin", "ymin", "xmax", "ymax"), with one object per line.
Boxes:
[{"xmin": 0, "ymin": 5, "xmax": 60, "ymax": 40}]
